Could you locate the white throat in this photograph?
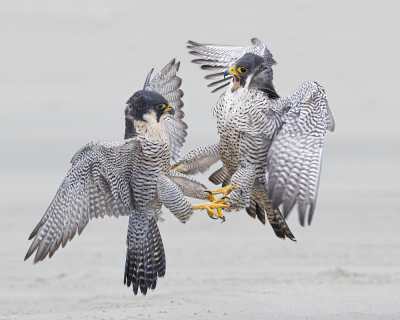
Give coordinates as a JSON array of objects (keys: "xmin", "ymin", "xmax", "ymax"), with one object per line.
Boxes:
[
  {"xmin": 225, "ymin": 75, "xmax": 253, "ymax": 101},
  {"xmin": 134, "ymin": 111, "xmax": 168, "ymax": 141}
]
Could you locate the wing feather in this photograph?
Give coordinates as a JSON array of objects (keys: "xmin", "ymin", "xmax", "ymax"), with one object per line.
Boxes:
[
  {"xmin": 267, "ymin": 82, "xmax": 334, "ymax": 225},
  {"xmin": 187, "ymin": 38, "xmax": 276, "ymax": 92},
  {"xmin": 25, "ymin": 138, "xmax": 138, "ymax": 263},
  {"xmin": 143, "ymin": 59, "xmax": 188, "ymax": 162}
]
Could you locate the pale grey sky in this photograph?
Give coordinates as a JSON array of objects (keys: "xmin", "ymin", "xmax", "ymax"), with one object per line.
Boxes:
[{"xmin": 0, "ymin": 2, "xmax": 399, "ymax": 318}]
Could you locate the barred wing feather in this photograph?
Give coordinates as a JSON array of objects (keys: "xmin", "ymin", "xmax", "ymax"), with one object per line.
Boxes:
[
  {"xmin": 143, "ymin": 59, "xmax": 184, "ymax": 119},
  {"xmin": 25, "ymin": 138, "xmax": 139, "ymax": 264},
  {"xmin": 143, "ymin": 59, "xmax": 188, "ymax": 162},
  {"xmin": 267, "ymin": 82, "xmax": 335, "ymax": 226}
]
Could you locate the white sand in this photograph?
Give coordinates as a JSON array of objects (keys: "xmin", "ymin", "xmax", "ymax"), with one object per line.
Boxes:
[
  {"xmin": 1, "ymin": 1, "xmax": 400, "ymax": 319},
  {"xmin": 1, "ymin": 160, "xmax": 399, "ymax": 319}
]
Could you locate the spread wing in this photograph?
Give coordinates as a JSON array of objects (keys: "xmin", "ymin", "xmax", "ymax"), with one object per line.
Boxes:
[
  {"xmin": 25, "ymin": 138, "xmax": 139, "ymax": 264},
  {"xmin": 143, "ymin": 59, "xmax": 188, "ymax": 162},
  {"xmin": 188, "ymin": 38, "xmax": 276, "ymax": 92},
  {"xmin": 267, "ymin": 82, "xmax": 335, "ymax": 226}
]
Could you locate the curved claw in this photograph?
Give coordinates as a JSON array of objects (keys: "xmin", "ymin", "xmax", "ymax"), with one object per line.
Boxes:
[
  {"xmin": 221, "ymin": 196, "xmax": 230, "ymax": 200},
  {"xmin": 208, "ymin": 214, "xmax": 219, "ymax": 220},
  {"xmin": 205, "ymin": 190, "xmax": 213, "ymax": 195},
  {"xmin": 193, "ymin": 202, "xmax": 229, "ymax": 220}
]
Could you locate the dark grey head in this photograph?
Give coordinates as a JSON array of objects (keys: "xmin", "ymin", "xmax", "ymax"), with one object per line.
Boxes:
[
  {"xmin": 124, "ymin": 90, "xmax": 172, "ymax": 139},
  {"xmin": 224, "ymin": 53, "xmax": 279, "ymax": 98},
  {"xmin": 224, "ymin": 53, "xmax": 264, "ymax": 92}
]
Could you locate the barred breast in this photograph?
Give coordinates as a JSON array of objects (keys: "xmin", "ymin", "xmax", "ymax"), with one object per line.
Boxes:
[
  {"xmin": 214, "ymin": 89, "xmax": 281, "ymax": 180},
  {"xmin": 130, "ymin": 133, "xmax": 171, "ymax": 213}
]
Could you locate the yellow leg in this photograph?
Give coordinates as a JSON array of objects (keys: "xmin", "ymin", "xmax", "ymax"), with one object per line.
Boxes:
[
  {"xmin": 211, "ymin": 184, "xmax": 237, "ymax": 197},
  {"xmin": 193, "ymin": 200, "xmax": 230, "ymax": 221},
  {"xmin": 171, "ymin": 167, "xmax": 181, "ymax": 172}
]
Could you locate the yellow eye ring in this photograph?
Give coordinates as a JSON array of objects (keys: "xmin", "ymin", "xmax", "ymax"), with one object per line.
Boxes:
[
  {"xmin": 157, "ymin": 104, "xmax": 165, "ymax": 110},
  {"xmin": 238, "ymin": 67, "xmax": 248, "ymax": 74}
]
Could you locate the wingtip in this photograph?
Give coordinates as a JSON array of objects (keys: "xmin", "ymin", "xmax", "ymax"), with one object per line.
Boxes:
[
  {"xmin": 187, "ymin": 40, "xmax": 200, "ymax": 46},
  {"xmin": 143, "ymin": 68, "xmax": 154, "ymax": 89}
]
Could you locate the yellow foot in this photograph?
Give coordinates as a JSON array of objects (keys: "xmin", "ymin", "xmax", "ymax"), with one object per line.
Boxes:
[
  {"xmin": 171, "ymin": 167, "xmax": 181, "ymax": 172},
  {"xmin": 193, "ymin": 200, "xmax": 230, "ymax": 221},
  {"xmin": 206, "ymin": 193, "xmax": 224, "ymax": 218},
  {"xmin": 211, "ymin": 184, "xmax": 237, "ymax": 197}
]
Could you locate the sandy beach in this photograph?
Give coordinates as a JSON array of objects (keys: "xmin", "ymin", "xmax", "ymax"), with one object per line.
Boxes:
[{"xmin": 1, "ymin": 1, "xmax": 399, "ymax": 319}]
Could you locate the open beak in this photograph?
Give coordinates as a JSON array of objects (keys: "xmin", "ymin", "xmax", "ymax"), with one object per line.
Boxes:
[{"xmin": 224, "ymin": 67, "xmax": 240, "ymax": 93}]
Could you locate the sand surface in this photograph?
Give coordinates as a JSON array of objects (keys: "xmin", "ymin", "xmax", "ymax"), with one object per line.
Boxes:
[
  {"xmin": 1, "ymin": 1, "xmax": 400, "ymax": 319},
  {"xmin": 1, "ymin": 146, "xmax": 399, "ymax": 319}
]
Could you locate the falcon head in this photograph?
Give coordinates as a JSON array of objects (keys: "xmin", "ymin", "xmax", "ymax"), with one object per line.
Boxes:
[
  {"xmin": 125, "ymin": 90, "xmax": 173, "ymax": 122},
  {"xmin": 224, "ymin": 53, "xmax": 265, "ymax": 93},
  {"xmin": 124, "ymin": 90, "xmax": 173, "ymax": 138}
]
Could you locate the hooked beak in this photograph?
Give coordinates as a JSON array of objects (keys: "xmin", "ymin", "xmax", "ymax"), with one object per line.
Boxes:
[
  {"xmin": 224, "ymin": 68, "xmax": 232, "ymax": 79},
  {"xmin": 166, "ymin": 105, "xmax": 175, "ymax": 115},
  {"xmin": 225, "ymin": 67, "xmax": 240, "ymax": 92}
]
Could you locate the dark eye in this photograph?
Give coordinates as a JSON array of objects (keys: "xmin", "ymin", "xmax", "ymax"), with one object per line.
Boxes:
[
  {"xmin": 157, "ymin": 104, "xmax": 164, "ymax": 110},
  {"xmin": 238, "ymin": 67, "xmax": 247, "ymax": 74}
]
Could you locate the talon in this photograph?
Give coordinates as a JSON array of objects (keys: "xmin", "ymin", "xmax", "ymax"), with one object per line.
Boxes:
[
  {"xmin": 205, "ymin": 191, "xmax": 212, "ymax": 195},
  {"xmin": 221, "ymin": 196, "xmax": 229, "ymax": 200},
  {"xmin": 210, "ymin": 185, "xmax": 237, "ymax": 197},
  {"xmin": 193, "ymin": 202, "xmax": 229, "ymax": 220}
]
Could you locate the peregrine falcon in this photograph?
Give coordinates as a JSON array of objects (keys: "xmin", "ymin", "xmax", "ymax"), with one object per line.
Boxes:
[
  {"xmin": 173, "ymin": 38, "xmax": 335, "ymax": 235},
  {"xmin": 24, "ymin": 59, "xmax": 228, "ymax": 296}
]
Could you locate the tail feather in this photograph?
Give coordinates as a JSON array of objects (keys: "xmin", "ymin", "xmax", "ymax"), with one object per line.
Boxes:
[
  {"xmin": 124, "ymin": 213, "xmax": 165, "ymax": 296},
  {"xmin": 255, "ymin": 202, "xmax": 266, "ymax": 225},
  {"xmin": 246, "ymin": 195, "xmax": 266, "ymax": 225},
  {"xmin": 265, "ymin": 202, "xmax": 296, "ymax": 242},
  {"xmin": 247, "ymin": 194, "xmax": 297, "ymax": 242},
  {"xmin": 245, "ymin": 196, "xmax": 257, "ymax": 219},
  {"xmin": 209, "ymin": 167, "xmax": 230, "ymax": 185}
]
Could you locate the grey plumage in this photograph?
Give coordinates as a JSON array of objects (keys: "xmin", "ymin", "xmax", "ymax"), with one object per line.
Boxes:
[
  {"xmin": 208, "ymin": 166, "xmax": 229, "ymax": 185},
  {"xmin": 171, "ymin": 143, "xmax": 221, "ymax": 175},
  {"xmin": 141, "ymin": 59, "xmax": 188, "ymax": 162},
  {"xmin": 169, "ymin": 171, "xmax": 210, "ymax": 200},
  {"xmin": 176, "ymin": 38, "xmax": 334, "ymax": 238},
  {"xmin": 25, "ymin": 59, "xmax": 214, "ymax": 296}
]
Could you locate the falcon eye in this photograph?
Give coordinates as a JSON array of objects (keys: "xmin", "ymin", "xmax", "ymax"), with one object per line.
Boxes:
[
  {"xmin": 238, "ymin": 67, "xmax": 248, "ymax": 74},
  {"xmin": 157, "ymin": 104, "xmax": 165, "ymax": 110}
]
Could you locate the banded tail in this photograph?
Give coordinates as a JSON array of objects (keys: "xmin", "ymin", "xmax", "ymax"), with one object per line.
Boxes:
[
  {"xmin": 246, "ymin": 196, "xmax": 296, "ymax": 242},
  {"xmin": 124, "ymin": 212, "xmax": 166, "ymax": 296}
]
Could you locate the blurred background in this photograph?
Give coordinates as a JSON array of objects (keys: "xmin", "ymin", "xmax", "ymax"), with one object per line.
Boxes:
[{"xmin": 0, "ymin": 1, "xmax": 399, "ymax": 319}]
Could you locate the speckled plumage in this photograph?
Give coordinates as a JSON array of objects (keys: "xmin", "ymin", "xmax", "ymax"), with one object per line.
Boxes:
[
  {"xmin": 25, "ymin": 59, "xmax": 210, "ymax": 296},
  {"xmin": 176, "ymin": 39, "xmax": 334, "ymax": 238}
]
